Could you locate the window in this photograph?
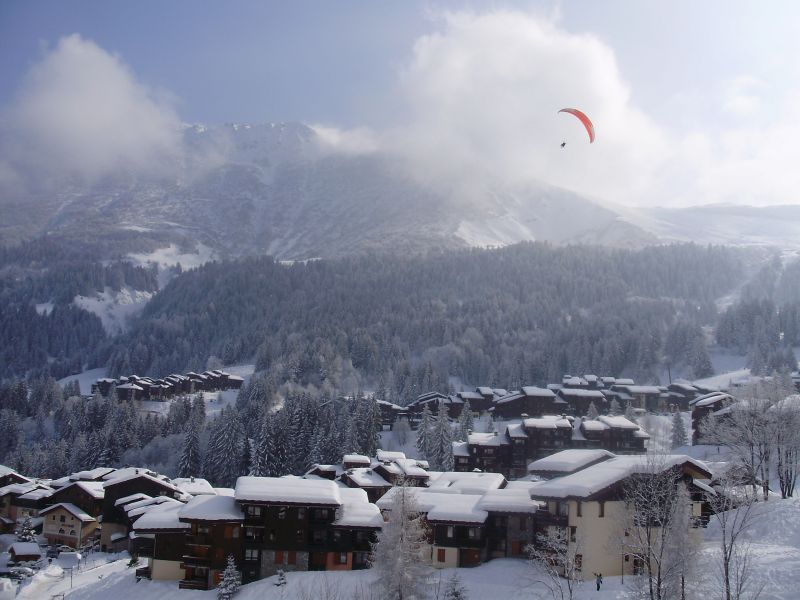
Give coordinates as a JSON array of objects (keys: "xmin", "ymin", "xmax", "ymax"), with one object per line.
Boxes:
[
  {"xmin": 232, "ymin": 527, "xmax": 239, "ymax": 538},
  {"xmin": 467, "ymin": 528, "xmax": 479, "ymax": 539},
  {"xmin": 269, "ymin": 529, "xmax": 276, "ymax": 542},
  {"xmin": 60, "ymin": 515, "xmax": 66, "ymax": 523},
  {"xmin": 484, "ymin": 448, "xmax": 495, "ymax": 456},
  {"xmin": 59, "ymin": 528, "xmax": 65, "ymax": 534},
  {"xmin": 496, "ymin": 538, "xmax": 506, "ymax": 551},
  {"xmin": 569, "ymin": 526, "xmax": 576, "ymax": 543},
  {"xmin": 557, "ymin": 502, "xmax": 569, "ymax": 517},
  {"xmin": 338, "ymin": 552, "xmax": 348, "ymax": 565},
  {"xmin": 51, "ymin": 516, "xmax": 56, "ymax": 521},
  {"xmin": 246, "ymin": 505, "xmax": 262, "ymax": 518},
  {"xmin": 297, "ymin": 508, "xmax": 306, "ymax": 520},
  {"xmin": 332, "ymin": 530, "xmax": 341, "ymax": 542},
  {"xmin": 598, "ymin": 501, "xmax": 605, "ymax": 518},
  {"xmin": 313, "ymin": 530, "xmax": 326, "ymax": 544},
  {"xmin": 197, "ymin": 525, "xmax": 210, "ymax": 535},
  {"xmin": 275, "ymin": 551, "xmax": 284, "ymax": 565},
  {"xmin": 313, "ymin": 509, "xmax": 329, "ymax": 520},
  {"xmin": 296, "ymin": 529, "xmax": 304, "ymax": 542},
  {"xmin": 288, "ymin": 551, "xmax": 296, "ymax": 565},
  {"xmin": 575, "ymin": 554, "xmax": 583, "ymax": 571},
  {"xmin": 278, "ymin": 507, "xmax": 287, "ymax": 520},
  {"xmin": 70, "ymin": 529, "xmax": 76, "ymax": 536},
  {"xmin": 446, "ymin": 526, "xmax": 454, "ymax": 538},
  {"xmin": 437, "ymin": 549, "xmax": 446, "ymax": 562},
  {"xmin": 576, "ymin": 501, "xmax": 582, "ymax": 517},
  {"xmin": 245, "ymin": 549, "xmax": 259, "ymax": 562},
  {"xmin": 519, "ymin": 516, "xmax": 528, "ymax": 531}
]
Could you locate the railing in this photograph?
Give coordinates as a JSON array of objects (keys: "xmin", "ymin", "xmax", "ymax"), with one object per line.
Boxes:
[
  {"xmin": 179, "ymin": 579, "xmax": 208, "ymax": 590},
  {"xmin": 185, "ymin": 535, "xmax": 212, "ymax": 546}
]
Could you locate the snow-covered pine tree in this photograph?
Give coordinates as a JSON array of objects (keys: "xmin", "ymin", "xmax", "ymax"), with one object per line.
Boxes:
[
  {"xmin": 443, "ymin": 571, "xmax": 468, "ymax": 600},
  {"xmin": 371, "ymin": 480, "xmax": 431, "ymax": 600},
  {"xmin": 217, "ymin": 554, "xmax": 241, "ymax": 600},
  {"xmin": 609, "ymin": 398, "xmax": 622, "ymax": 416},
  {"xmin": 204, "ymin": 408, "xmax": 244, "ymax": 486},
  {"xmin": 624, "ymin": 401, "xmax": 636, "ymax": 421},
  {"xmin": 485, "ymin": 414, "xmax": 495, "ymax": 434},
  {"xmin": 431, "ymin": 402, "xmax": 454, "ymax": 471},
  {"xmin": 586, "ymin": 401, "xmax": 599, "ymax": 419},
  {"xmin": 416, "ymin": 403, "xmax": 433, "ymax": 460},
  {"xmin": 456, "ymin": 400, "xmax": 474, "ymax": 441},
  {"xmin": 15, "ymin": 516, "xmax": 36, "ymax": 542},
  {"xmin": 178, "ymin": 417, "xmax": 202, "ymax": 478},
  {"xmin": 671, "ymin": 411, "xmax": 688, "ymax": 449}
]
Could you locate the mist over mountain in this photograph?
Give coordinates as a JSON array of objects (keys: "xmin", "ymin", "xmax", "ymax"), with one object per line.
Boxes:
[{"xmin": 0, "ymin": 122, "xmax": 658, "ymax": 261}]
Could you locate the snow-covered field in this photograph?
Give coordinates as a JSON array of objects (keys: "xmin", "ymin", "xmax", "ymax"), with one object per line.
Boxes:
[
  {"xmin": 57, "ymin": 367, "xmax": 108, "ymax": 396},
  {"xmin": 73, "ymin": 286, "xmax": 155, "ymax": 334}
]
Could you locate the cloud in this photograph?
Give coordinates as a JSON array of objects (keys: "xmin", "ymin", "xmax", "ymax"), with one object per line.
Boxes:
[
  {"xmin": 309, "ymin": 124, "xmax": 378, "ymax": 155},
  {"xmin": 722, "ymin": 76, "xmax": 763, "ymax": 118},
  {"xmin": 379, "ymin": 10, "xmax": 669, "ymax": 205},
  {"xmin": 0, "ymin": 34, "xmax": 182, "ymax": 186}
]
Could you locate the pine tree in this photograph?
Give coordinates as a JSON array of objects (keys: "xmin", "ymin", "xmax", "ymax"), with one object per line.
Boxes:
[
  {"xmin": 586, "ymin": 401, "xmax": 599, "ymax": 419},
  {"xmin": 609, "ymin": 398, "xmax": 622, "ymax": 416},
  {"xmin": 485, "ymin": 414, "xmax": 495, "ymax": 434},
  {"xmin": 444, "ymin": 572, "xmax": 468, "ymax": 600},
  {"xmin": 178, "ymin": 417, "xmax": 202, "ymax": 478},
  {"xmin": 456, "ymin": 400, "xmax": 474, "ymax": 441},
  {"xmin": 217, "ymin": 554, "xmax": 241, "ymax": 600},
  {"xmin": 624, "ymin": 401, "xmax": 636, "ymax": 421},
  {"xmin": 15, "ymin": 516, "xmax": 36, "ymax": 542},
  {"xmin": 671, "ymin": 411, "xmax": 688, "ymax": 449},
  {"xmin": 371, "ymin": 482, "xmax": 431, "ymax": 600},
  {"xmin": 430, "ymin": 402, "xmax": 454, "ymax": 471},
  {"xmin": 416, "ymin": 403, "xmax": 433, "ymax": 460}
]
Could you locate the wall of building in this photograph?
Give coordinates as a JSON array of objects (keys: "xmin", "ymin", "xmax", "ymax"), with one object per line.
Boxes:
[
  {"xmin": 258, "ymin": 549, "xmax": 309, "ymax": 578},
  {"xmin": 568, "ymin": 499, "xmax": 630, "ymax": 580},
  {"xmin": 151, "ymin": 559, "xmax": 184, "ymax": 581},
  {"xmin": 431, "ymin": 545, "xmax": 458, "ymax": 569}
]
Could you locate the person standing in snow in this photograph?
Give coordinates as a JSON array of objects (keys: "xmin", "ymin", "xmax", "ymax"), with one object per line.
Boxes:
[{"xmin": 595, "ymin": 572, "xmax": 603, "ymax": 591}]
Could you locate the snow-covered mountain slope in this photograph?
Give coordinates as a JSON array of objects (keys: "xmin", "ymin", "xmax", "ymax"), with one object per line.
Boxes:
[
  {"xmin": 619, "ymin": 203, "xmax": 800, "ymax": 248},
  {"xmin": 0, "ymin": 122, "xmax": 654, "ymax": 261}
]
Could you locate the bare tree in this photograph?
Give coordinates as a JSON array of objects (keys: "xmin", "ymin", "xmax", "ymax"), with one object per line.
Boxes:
[
  {"xmin": 526, "ymin": 528, "xmax": 583, "ymax": 600},
  {"xmin": 706, "ymin": 472, "xmax": 764, "ymax": 600},
  {"xmin": 621, "ymin": 455, "xmax": 699, "ymax": 600},
  {"xmin": 771, "ymin": 395, "xmax": 800, "ymax": 498}
]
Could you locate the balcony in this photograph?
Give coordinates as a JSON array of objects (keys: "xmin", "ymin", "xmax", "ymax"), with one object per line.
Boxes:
[
  {"xmin": 179, "ymin": 579, "xmax": 209, "ymax": 590},
  {"xmin": 135, "ymin": 567, "xmax": 151, "ymax": 580},
  {"xmin": 185, "ymin": 534, "xmax": 212, "ymax": 546},
  {"xmin": 534, "ymin": 513, "xmax": 568, "ymax": 527}
]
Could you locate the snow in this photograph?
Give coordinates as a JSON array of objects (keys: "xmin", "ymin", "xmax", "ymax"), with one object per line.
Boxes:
[
  {"xmin": 378, "ymin": 487, "xmax": 488, "ymax": 524},
  {"xmin": 234, "ymin": 477, "xmax": 342, "ymax": 506},
  {"xmin": 178, "ymin": 494, "xmax": 243, "ymax": 522},
  {"xmin": 128, "ymin": 242, "xmax": 216, "ymax": 272},
  {"xmin": 9, "ymin": 543, "xmax": 41, "ymax": 557},
  {"xmin": 520, "ymin": 386, "xmax": 555, "ymax": 397},
  {"xmin": 597, "ymin": 415, "xmax": 640, "ymax": 430},
  {"xmin": 173, "ymin": 477, "xmax": 216, "ymax": 496},
  {"xmin": 476, "ymin": 487, "xmax": 541, "ymax": 513},
  {"xmin": 376, "ymin": 450, "xmax": 406, "ymax": 462},
  {"xmin": 693, "ymin": 368, "xmax": 753, "ymax": 391},
  {"xmin": 467, "ymin": 432, "xmax": 508, "ymax": 446},
  {"xmin": 522, "ymin": 415, "xmax": 572, "ymax": 429},
  {"xmin": 342, "ymin": 454, "xmax": 370, "ymax": 465},
  {"xmin": 40, "ymin": 503, "xmax": 95, "ymax": 522},
  {"xmin": 527, "ymin": 449, "xmax": 615, "ymax": 474},
  {"xmin": 34, "ymin": 302, "xmax": 53, "ymax": 316},
  {"xmin": 133, "ymin": 502, "xmax": 188, "ymax": 531},
  {"xmin": 57, "ymin": 367, "xmax": 108, "ymax": 396},
  {"xmin": 332, "ymin": 489, "xmax": 383, "ymax": 529},
  {"xmin": 73, "ymin": 286, "xmax": 155, "ymax": 335},
  {"xmin": 427, "ymin": 472, "xmax": 506, "ymax": 495},
  {"xmin": 340, "ymin": 468, "xmax": 390, "ymax": 488}
]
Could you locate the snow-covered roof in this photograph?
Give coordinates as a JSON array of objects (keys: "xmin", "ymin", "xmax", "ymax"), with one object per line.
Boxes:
[
  {"xmin": 452, "ymin": 441, "xmax": 470, "ymax": 457},
  {"xmin": 458, "ymin": 391, "xmax": 484, "ymax": 401},
  {"xmin": 395, "ymin": 459, "xmax": 429, "ymax": 478},
  {"xmin": 341, "ymin": 468, "xmax": 391, "ymax": 488},
  {"xmin": 427, "ymin": 472, "xmax": 506, "ymax": 495},
  {"xmin": 133, "ymin": 501, "xmax": 190, "ymax": 532},
  {"xmin": 114, "ymin": 493, "xmax": 151, "ymax": 507},
  {"xmin": 615, "ymin": 378, "xmax": 635, "ymax": 385},
  {"xmin": 691, "ymin": 392, "xmax": 732, "ymax": 408},
  {"xmin": 17, "ymin": 486, "xmax": 52, "ymax": 501},
  {"xmin": 342, "ymin": 454, "xmax": 371, "ymax": 465},
  {"xmin": 377, "ymin": 488, "xmax": 488, "ymax": 524},
  {"xmin": 562, "ymin": 376, "xmax": 588, "ymax": 386},
  {"xmin": 523, "ymin": 415, "xmax": 572, "ymax": 429},
  {"xmin": 597, "ymin": 415, "xmax": 640, "ymax": 430},
  {"xmin": 173, "ymin": 477, "xmax": 216, "ymax": 496},
  {"xmin": 40, "ymin": 503, "xmax": 95, "ymax": 522},
  {"xmin": 467, "ymin": 432, "xmax": 509, "ymax": 447},
  {"xmin": 235, "ymin": 477, "xmax": 342, "ymax": 506},
  {"xmin": 521, "ymin": 386, "xmax": 556, "ymax": 397},
  {"xmin": 580, "ymin": 419, "xmax": 608, "ymax": 432},
  {"xmin": 332, "ymin": 488, "xmax": 383, "ymax": 529},
  {"xmin": 505, "ymin": 423, "xmax": 528, "ymax": 439},
  {"xmin": 530, "ymin": 455, "xmax": 711, "ymax": 500},
  {"xmin": 125, "ymin": 496, "xmax": 181, "ymax": 518},
  {"xmin": 477, "ymin": 487, "xmax": 541, "ymax": 514},
  {"xmin": 376, "ymin": 450, "xmax": 406, "ymax": 462},
  {"xmin": 558, "ymin": 388, "xmax": 605, "ymax": 398},
  {"xmin": 116, "ymin": 383, "xmax": 143, "ymax": 391},
  {"xmin": 104, "ymin": 469, "xmax": 181, "ymax": 494},
  {"xmin": 618, "ymin": 385, "xmax": 662, "ymax": 394},
  {"xmin": 60, "ymin": 481, "xmax": 105, "ymax": 499},
  {"xmin": 179, "ymin": 494, "xmax": 243, "ymax": 522},
  {"xmin": 0, "ymin": 465, "xmax": 27, "ymax": 480},
  {"xmin": 73, "ymin": 467, "xmax": 117, "ymax": 481},
  {"xmin": 9, "ymin": 542, "xmax": 41, "ymax": 557},
  {"xmin": 527, "ymin": 449, "xmax": 615, "ymax": 474},
  {"xmin": 476, "ymin": 387, "xmax": 494, "ymax": 396}
]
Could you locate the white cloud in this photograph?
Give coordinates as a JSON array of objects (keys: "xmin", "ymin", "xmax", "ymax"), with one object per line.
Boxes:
[
  {"xmin": 379, "ymin": 10, "xmax": 669, "ymax": 205},
  {"xmin": 309, "ymin": 124, "xmax": 378, "ymax": 155},
  {"xmin": 0, "ymin": 34, "xmax": 182, "ymax": 186},
  {"xmin": 722, "ymin": 76, "xmax": 762, "ymax": 118}
]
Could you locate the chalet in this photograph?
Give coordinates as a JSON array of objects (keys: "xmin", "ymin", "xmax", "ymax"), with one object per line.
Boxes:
[
  {"xmin": 666, "ymin": 382, "xmax": 702, "ymax": 410},
  {"xmin": 0, "ymin": 466, "xmax": 30, "ymax": 489},
  {"xmin": 40, "ymin": 503, "xmax": 98, "ymax": 548},
  {"xmin": 528, "ymin": 451, "xmax": 712, "ymax": 580},
  {"xmin": 45, "ymin": 480, "xmax": 104, "ymax": 518},
  {"xmin": 457, "ymin": 390, "xmax": 489, "ymax": 413},
  {"xmin": 492, "ymin": 387, "xmax": 564, "ymax": 420},
  {"xmin": 327, "ymin": 488, "xmax": 382, "ymax": 571},
  {"xmin": 690, "ymin": 392, "xmax": 734, "ymax": 444},
  {"xmin": 376, "ymin": 399, "xmax": 403, "ymax": 428},
  {"xmin": 132, "ymin": 501, "xmax": 190, "ymax": 581},
  {"xmin": 173, "ymin": 477, "xmax": 216, "ymax": 497},
  {"xmin": 178, "ymin": 493, "xmax": 243, "ymax": 590},
  {"xmin": 0, "ymin": 482, "xmax": 53, "ymax": 522},
  {"xmin": 8, "ymin": 542, "xmax": 42, "ymax": 564},
  {"xmin": 455, "ymin": 432, "xmax": 511, "ymax": 476},
  {"xmin": 521, "ymin": 415, "xmax": 575, "ymax": 459},
  {"xmin": 556, "ymin": 388, "xmax": 607, "ymax": 416},
  {"xmin": 477, "ymin": 483, "xmax": 540, "ymax": 558},
  {"xmin": 100, "ymin": 469, "xmax": 186, "ymax": 551},
  {"xmin": 115, "ymin": 382, "xmax": 144, "ymax": 401},
  {"xmin": 338, "ymin": 468, "xmax": 392, "ymax": 503},
  {"xmin": 527, "ymin": 449, "xmax": 615, "ymax": 480},
  {"xmin": 573, "ymin": 416, "xmax": 649, "ymax": 454},
  {"xmin": 235, "ymin": 477, "xmax": 379, "ymax": 582},
  {"xmin": 342, "ymin": 454, "xmax": 371, "ymax": 470},
  {"xmin": 91, "ymin": 378, "xmax": 117, "ymax": 397},
  {"xmin": 610, "ymin": 384, "xmax": 664, "ymax": 412},
  {"xmin": 562, "ymin": 375, "xmax": 589, "ymax": 389},
  {"xmin": 372, "ymin": 452, "xmax": 431, "ymax": 487}
]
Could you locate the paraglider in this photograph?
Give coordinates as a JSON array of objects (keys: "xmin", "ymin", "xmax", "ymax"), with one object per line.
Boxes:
[{"xmin": 558, "ymin": 108, "xmax": 595, "ymax": 144}]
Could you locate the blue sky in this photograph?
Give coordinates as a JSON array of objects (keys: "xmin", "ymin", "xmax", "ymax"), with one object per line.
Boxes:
[{"xmin": 2, "ymin": 1, "xmax": 800, "ymax": 206}]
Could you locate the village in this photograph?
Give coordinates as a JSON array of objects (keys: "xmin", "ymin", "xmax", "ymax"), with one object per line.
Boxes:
[{"xmin": 0, "ymin": 369, "xmax": 770, "ymax": 597}]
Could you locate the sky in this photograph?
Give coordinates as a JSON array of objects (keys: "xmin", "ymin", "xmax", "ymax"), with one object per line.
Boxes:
[{"xmin": 2, "ymin": 0, "xmax": 800, "ymax": 207}]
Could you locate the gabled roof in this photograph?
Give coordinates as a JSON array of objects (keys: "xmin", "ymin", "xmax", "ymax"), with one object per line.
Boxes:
[
  {"xmin": 527, "ymin": 449, "xmax": 615, "ymax": 475},
  {"xmin": 521, "ymin": 386, "xmax": 556, "ymax": 398},
  {"xmin": 40, "ymin": 502, "xmax": 95, "ymax": 522},
  {"xmin": 427, "ymin": 471, "xmax": 506, "ymax": 495},
  {"xmin": 523, "ymin": 415, "xmax": 572, "ymax": 429},
  {"xmin": 133, "ymin": 501, "xmax": 189, "ymax": 532},
  {"xmin": 179, "ymin": 494, "xmax": 243, "ymax": 522},
  {"xmin": 235, "ymin": 476, "xmax": 342, "ymax": 506}
]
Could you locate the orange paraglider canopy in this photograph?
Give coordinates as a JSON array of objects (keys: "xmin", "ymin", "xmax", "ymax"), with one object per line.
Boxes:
[{"xmin": 558, "ymin": 108, "xmax": 595, "ymax": 143}]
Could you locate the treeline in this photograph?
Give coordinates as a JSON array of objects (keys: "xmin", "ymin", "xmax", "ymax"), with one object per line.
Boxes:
[
  {"xmin": 717, "ymin": 299, "xmax": 799, "ymax": 374},
  {"xmin": 0, "ymin": 235, "xmax": 160, "ymax": 379},
  {"xmin": 103, "ymin": 243, "xmax": 742, "ymax": 401}
]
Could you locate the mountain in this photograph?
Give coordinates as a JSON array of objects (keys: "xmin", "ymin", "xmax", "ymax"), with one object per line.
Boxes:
[{"xmin": 0, "ymin": 122, "xmax": 653, "ymax": 261}]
